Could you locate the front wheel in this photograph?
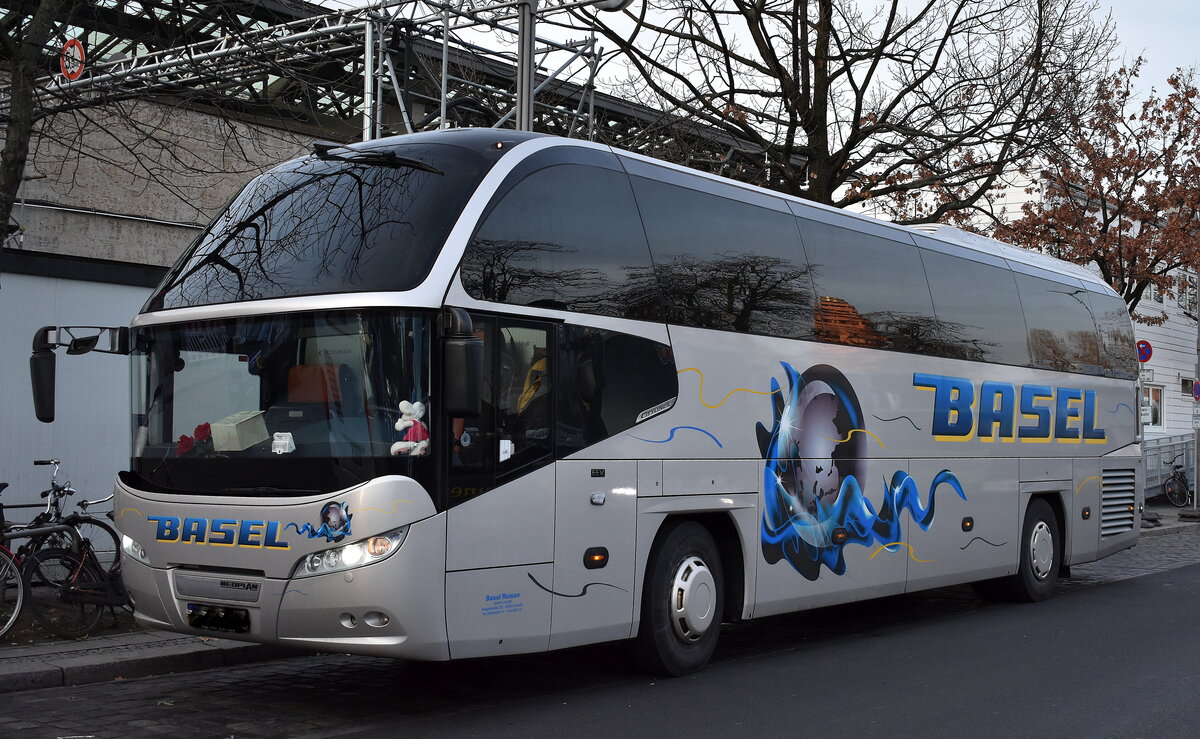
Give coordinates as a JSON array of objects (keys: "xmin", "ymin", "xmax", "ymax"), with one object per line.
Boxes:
[
  {"xmin": 1163, "ymin": 475, "xmax": 1189, "ymax": 508},
  {"xmin": 634, "ymin": 521, "xmax": 724, "ymax": 676}
]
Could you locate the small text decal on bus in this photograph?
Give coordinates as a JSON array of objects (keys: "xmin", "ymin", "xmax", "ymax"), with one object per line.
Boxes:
[
  {"xmin": 148, "ymin": 515, "xmax": 291, "ymax": 549},
  {"xmin": 913, "ymin": 373, "xmax": 1106, "ymax": 444}
]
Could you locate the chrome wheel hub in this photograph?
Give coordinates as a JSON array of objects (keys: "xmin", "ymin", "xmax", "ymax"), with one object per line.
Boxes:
[
  {"xmin": 1029, "ymin": 521, "xmax": 1054, "ymax": 580},
  {"xmin": 669, "ymin": 555, "xmax": 716, "ymax": 642}
]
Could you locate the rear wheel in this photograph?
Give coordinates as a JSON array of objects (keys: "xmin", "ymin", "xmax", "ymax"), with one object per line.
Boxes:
[
  {"xmin": 1163, "ymin": 475, "xmax": 1189, "ymax": 508},
  {"xmin": 635, "ymin": 521, "xmax": 724, "ymax": 676},
  {"xmin": 23, "ymin": 547, "xmax": 104, "ymax": 638},
  {"xmin": 0, "ymin": 548, "xmax": 24, "ymax": 637},
  {"xmin": 972, "ymin": 498, "xmax": 1060, "ymax": 602},
  {"xmin": 1013, "ymin": 499, "xmax": 1060, "ymax": 602}
]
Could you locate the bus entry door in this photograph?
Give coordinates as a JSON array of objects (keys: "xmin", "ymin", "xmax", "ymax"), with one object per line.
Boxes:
[{"xmin": 549, "ymin": 460, "xmax": 637, "ymax": 650}]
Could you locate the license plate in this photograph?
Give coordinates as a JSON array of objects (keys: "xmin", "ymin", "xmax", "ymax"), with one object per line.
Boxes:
[{"xmin": 187, "ymin": 603, "xmax": 251, "ymax": 633}]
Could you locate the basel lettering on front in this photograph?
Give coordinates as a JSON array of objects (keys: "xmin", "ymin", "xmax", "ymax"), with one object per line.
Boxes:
[
  {"xmin": 913, "ymin": 373, "xmax": 1106, "ymax": 443},
  {"xmin": 148, "ymin": 515, "xmax": 291, "ymax": 549}
]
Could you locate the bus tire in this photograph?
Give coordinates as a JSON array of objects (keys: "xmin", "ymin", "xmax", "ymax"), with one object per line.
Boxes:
[
  {"xmin": 635, "ymin": 521, "xmax": 723, "ymax": 676},
  {"xmin": 971, "ymin": 498, "xmax": 1060, "ymax": 602},
  {"xmin": 1013, "ymin": 498, "xmax": 1060, "ymax": 602}
]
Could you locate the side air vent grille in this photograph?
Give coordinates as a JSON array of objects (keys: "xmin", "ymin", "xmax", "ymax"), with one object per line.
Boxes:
[{"xmin": 1100, "ymin": 468, "xmax": 1137, "ymax": 537}]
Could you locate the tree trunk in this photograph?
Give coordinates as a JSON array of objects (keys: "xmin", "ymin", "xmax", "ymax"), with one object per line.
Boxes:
[{"xmin": 2, "ymin": 0, "xmax": 70, "ymax": 242}]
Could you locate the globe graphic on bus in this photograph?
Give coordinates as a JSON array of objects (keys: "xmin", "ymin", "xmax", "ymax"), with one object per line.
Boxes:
[{"xmin": 758, "ymin": 362, "xmax": 964, "ymax": 580}]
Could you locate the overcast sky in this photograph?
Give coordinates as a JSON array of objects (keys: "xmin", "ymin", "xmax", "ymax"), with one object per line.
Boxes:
[{"xmin": 1105, "ymin": 1, "xmax": 1199, "ymax": 92}]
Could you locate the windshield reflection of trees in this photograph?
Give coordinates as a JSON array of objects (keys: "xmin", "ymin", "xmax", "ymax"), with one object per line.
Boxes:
[{"xmin": 162, "ymin": 163, "xmax": 428, "ymax": 305}]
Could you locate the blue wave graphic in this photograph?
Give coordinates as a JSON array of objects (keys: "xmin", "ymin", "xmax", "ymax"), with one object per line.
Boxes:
[
  {"xmin": 630, "ymin": 426, "xmax": 723, "ymax": 448},
  {"xmin": 762, "ymin": 469, "xmax": 965, "ymax": 579},
  {"xmin": 1109, "ymin": 403, "xmax": 1134, "ymax": 416},
  {"xmin": 285, "ymin": 520, "xmax": 352, "ymax": 542}
]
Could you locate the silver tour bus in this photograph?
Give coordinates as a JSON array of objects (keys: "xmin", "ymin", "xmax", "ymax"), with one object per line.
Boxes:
[{"xmin": 33, "ymin": 129, "xmax": 1142, "ymax": 675}]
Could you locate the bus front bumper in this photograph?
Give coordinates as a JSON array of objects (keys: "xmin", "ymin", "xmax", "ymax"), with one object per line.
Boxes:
[{"xmin": 123, "ymin": 515, "xmax": 450, "ymax": 661}]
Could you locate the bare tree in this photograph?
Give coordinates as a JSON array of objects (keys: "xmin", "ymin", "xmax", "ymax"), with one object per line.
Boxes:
[
  {"xmin": 1, "ymin": 0, "xmax": 72, "ymax": 244},
  {"xmin": 1, "ymin": 2, "xmax": 327, "ymax": 251},
  {"xmin": 576, "ymin": 0, "xmax": 1115, "ymax": 221}
]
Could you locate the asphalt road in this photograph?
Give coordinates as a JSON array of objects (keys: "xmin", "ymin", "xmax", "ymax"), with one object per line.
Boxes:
[{"xmin": 5, "ymin": 534, "xmax": 1200, "ymax": 738}]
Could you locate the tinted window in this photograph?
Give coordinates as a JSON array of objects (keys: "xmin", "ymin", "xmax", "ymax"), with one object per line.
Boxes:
[
  {"xmin": 631, "ymin": 177, "xmax": 815, "ymax": 337},
  {"xmin": 918, "ymin": 249, "xmax": 1031, "ymax": 365},
  {"xmin": 461, "ymin": 164, "xmax": 658, "ymax": 319},
  {"xmin": 149, "ymin": 144, "xmax": 491, "ymax": 310},
  {"xmin": 1087, "ymin": 291, "xmax": 1137, "ymax": 379},
  {"xmin": 1014, "ymin": 274, "xmax": 1103, "ymax": 374},
  {"xmin": 557, "ymin": 325, "xmax": 678, "ymax": 457},
  {"xmin": 799, "ymin": 219, "xmax": 937, "ymax": 352}
]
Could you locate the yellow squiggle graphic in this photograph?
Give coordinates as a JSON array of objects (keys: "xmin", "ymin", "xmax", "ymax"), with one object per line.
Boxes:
[
  {"xmin": 822, "ymin": 428, "xmax": 886, "ymax": 450},
  {"xmin": 1074, "ymin": 476, "xmax": 1100, "ymax": 495},
  {"xmin": 868, "ymin": 541, "xmax": 932, "ymax": 563},
  {"xmin": 355, "ymin": 500, "xmax": 411, "ymax": 515},
  {"xmin": 677, "ymin": 367, "xmax": 780, "ymax": 409},
  {"xmin": 115, "ymin": 507, "xmax": 145, "ymax": 519}
]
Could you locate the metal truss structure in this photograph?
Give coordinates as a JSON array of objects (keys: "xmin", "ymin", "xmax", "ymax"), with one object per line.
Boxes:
[{"xmin": 0, "ymin": 0, "xmax": 798, "ymax": 185}]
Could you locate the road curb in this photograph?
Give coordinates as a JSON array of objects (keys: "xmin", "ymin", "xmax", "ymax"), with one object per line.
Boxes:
[
  {"xmin": 1140, "ymin": 522, "xmax": 1199, "ymax": 538},
  {"xmin": 0, "ymin": 634, "xmax": 302, "ymax": 694}
]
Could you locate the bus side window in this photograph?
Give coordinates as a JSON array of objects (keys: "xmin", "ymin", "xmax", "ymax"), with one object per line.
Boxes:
[
  {"xmin": 557, "ymin": 324, "xmax": 678, "ymax": 457},
  {"xmin": 495, "ymin": 324, "xmax": 553, "ymax": 477}
]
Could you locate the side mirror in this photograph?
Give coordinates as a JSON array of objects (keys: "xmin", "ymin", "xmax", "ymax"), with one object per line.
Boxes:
[
  {"xmin": 442, "ymin": 308, "xmax": 483, "ymax": 417},
  {"xmin": 31, "ymin": 326, "xmax": 57, "ymax": 423}
]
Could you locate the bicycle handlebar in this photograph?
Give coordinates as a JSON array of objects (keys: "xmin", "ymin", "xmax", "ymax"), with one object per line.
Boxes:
[
  {"xmin": 77, "ymin": 493, "xmax": 113, "ymax": 511},
  {"xmin": 39, "ymin": 484, "xmax": 74, "ymax": 499}
]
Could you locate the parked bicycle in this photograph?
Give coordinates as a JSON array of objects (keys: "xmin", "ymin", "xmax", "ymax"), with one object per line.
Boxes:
[
  {"xmin": 1, "ymin": 459, "xmax": 127, "ymax": 638},
  {"xmin": 1, "ymin": 459, "xmax": 120, "ymax": 572},
  {"xmin": 1161, "ymin": 455, "xmax": 1193, "ymax": 508}
]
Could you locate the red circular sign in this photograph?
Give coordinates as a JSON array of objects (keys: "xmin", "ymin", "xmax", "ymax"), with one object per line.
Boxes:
[
  {"xmin": 1137, "ymin": 340, "xmax": 1153, "ymax": 362},
  {"xmin": 60, "ymin": 39, "xmax": 85, "ymax": 81}
]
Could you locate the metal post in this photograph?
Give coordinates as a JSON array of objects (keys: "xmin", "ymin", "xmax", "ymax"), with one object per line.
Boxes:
[
  {"xmin": 374, "ymin": 21, "xmax": 385, "ymax": 138},
  {"xmin": 515, "ymin": 0, "xmax": 537, "ymax": 131},
  {"xmin": 1193, "ymin": 294, "xmax": 1199, "ymax": 510},
  {"xmin": 363, "ymin": 20, "xmax": 376, "ymax": 140},
  {"xmin": 440, "ymin": 5, "xmax": 449, "ymax": 130}
]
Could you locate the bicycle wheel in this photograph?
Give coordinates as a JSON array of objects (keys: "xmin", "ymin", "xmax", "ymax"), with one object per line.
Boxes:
[
  {"xmin": 73, "ymin": 517, "xmax": 121, "ymax": 573},
  {"xmin": 1163, "ymin": 475, "xmax": 1189, "ymax": 507},
  {"xmin": 22, "ymin": 547, "xmax": 104, "ymax": 638},
  {"xmin": 0, "ymin": 548, "xmax": 24, "ymax": 638}
]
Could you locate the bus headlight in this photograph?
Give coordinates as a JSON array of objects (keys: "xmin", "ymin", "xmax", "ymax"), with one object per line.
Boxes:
[
  {"xmin": 122, "ymin": 534, "xmax": 150, "ymax": 565},
  {"xmin": 290, "ymin": 526, "xmax": 409, "ymax": 579}
]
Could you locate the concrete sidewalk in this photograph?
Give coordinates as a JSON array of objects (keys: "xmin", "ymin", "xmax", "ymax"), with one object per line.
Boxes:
[
  {"xmin": 1, "ymin": 502, "xmax": 1196, "ymax": 695},
  {"xmin": 1141, "ymin": 499, "xmax": 1200, "ymax": 536}
]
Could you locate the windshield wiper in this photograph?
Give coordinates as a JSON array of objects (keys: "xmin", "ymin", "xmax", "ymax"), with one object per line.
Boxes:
[
  {"xmin": 225, "ymin": 486, "xmax": 321, "ymax": 496},
  {"xmin": 311, "ymin": 142, "xmax": 443, "ymax": 176}
]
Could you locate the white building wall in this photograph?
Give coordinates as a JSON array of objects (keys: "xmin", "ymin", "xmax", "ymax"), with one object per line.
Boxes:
[
  {"xmin": 1134, "ymin": 283, "xmax": 1198, "ymax": 440},
  {"xmin": 0, "ymin": 274, "xmax": 150, "ymax": 511}
]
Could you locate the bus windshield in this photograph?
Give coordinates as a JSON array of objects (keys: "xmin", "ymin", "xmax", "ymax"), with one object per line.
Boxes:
[
  {"xmin": 129, "ymin": 310, "xmax": 432, "ymax": 495},
  {"xmin": 146, "ymin": 142, "xmax": 493, "ymax": 311}
]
